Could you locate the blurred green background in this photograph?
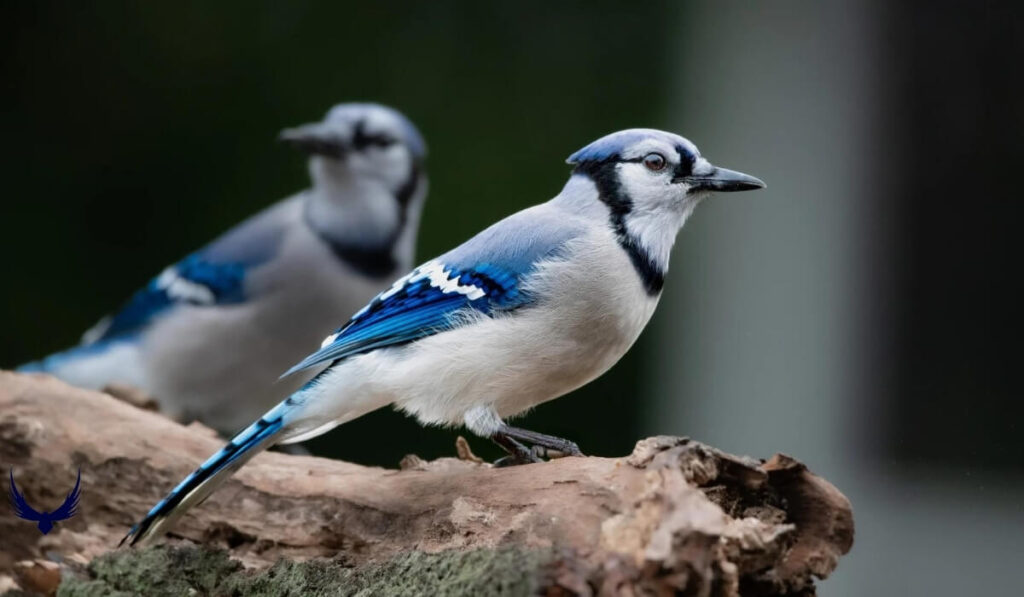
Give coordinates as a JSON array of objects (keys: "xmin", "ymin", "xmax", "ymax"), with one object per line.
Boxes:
[{"xmin": 2, "ymin": 2, "xmax": 1022, "ymax": 595}]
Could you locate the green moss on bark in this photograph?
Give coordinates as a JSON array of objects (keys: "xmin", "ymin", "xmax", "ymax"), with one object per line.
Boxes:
[
  {"xmin": 58, "ymin": 546, "xmax": 240, "ymax": 597},
  {"xmin": 58, "ymin": 545, "xmax": 554, "ymax": 597}
]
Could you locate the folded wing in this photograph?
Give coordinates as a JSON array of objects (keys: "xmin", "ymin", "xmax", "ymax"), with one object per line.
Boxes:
[
  {"xmin": 82, "ymin": 200, "xmax": 292, "ymax": 344},
  {"xmin": 284, "ymin": 203, "xmax": 586, "ymax": 376},
  {"xmin": 283, "ymin": 260, "xmax": 524, "ymax": 376}
]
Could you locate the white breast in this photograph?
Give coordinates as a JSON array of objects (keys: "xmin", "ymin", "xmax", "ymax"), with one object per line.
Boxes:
[{"xmin": 303, "ymin": 226, "xmax": 660, "ymax": 431}]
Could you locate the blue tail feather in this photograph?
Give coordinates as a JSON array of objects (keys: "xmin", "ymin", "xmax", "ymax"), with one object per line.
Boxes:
[{"xmin": 123, "ymin": 412, "xmax": 286, "ymax": 546}]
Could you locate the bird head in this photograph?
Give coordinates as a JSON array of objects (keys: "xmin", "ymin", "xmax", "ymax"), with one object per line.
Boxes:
[
  {"xmin": 280, "ymin": 103, "xmax": 427, "ymax": 198},
  {"xmin": 568, "ymin": 128, "xmax": 763, "ymax": 213},
  {"xmin": 565, "ymin": 129, "xmax": 764, "ymax": 290}
]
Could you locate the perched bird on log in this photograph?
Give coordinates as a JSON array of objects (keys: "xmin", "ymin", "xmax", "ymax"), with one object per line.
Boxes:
[
  {"xmin": 125, "ymin": 128, "xmax": 764, "ymax": 545},
  {"xmin": 18, "ymin": 103, "xmax": 429, "ymax": 434}
]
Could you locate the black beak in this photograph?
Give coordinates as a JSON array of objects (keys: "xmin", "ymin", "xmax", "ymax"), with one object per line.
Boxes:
[
  {"xmin": 675, "ymin": 166, "xmax": 765, "ymax": 192},
  {"xmin": 278, "ymin": 125, "xmax": 348, "ymax": 159}
]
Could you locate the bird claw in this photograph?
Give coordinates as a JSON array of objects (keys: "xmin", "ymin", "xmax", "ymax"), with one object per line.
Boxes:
[
  {"xmin": 541, "ymin": 440, "xmax": 583, "ymax": 458},
  {"xmin": 493, "ymin": 447, "xmax": 542, "ymax": 467},
  {"xmin": 490, "ymin": 429, "xmax": 584, "ymax": 467},
  {"xmin": 493, "ymin": 455, "xmax": 536, "ymax": 467}
]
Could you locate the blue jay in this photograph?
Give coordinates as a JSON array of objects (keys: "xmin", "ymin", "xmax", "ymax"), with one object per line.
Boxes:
[
  {"xmin": 124, "ymin": 128, "xmax": 764, "ymax": 545},
  {"xmin": 18, "ymin": 103, "xmax": 428, "ymax": 433}
]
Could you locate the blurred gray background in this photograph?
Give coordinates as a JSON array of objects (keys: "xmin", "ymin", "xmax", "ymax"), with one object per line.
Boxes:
[{"xmin": 2, "ymin": 1, "xmax": 1021, "ymax": 594}]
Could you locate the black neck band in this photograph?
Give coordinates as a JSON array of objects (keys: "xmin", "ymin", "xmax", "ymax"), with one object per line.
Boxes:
[
  {"xmin": 309, "ymin": 160, "xmax": 423, "ymax": 279},
  {"xmin": 573, "ymin": 160, "xmax": 665, "ymax": 295}
]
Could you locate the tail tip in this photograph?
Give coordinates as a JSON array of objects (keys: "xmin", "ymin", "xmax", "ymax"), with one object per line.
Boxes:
[
  {"xmin": 120, "ymin": 522, "xmax": 148, "ymax": 548},
  {"xmin": 119, "ymin": 529, "xmax": 135, "ymax": 548}
]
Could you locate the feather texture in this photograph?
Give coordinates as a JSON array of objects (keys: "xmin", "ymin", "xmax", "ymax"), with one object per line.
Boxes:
[
  {"xmin": 82, "ymin": 199, "xmax": 292, "ymax": 345},
  {"xmin": 123, "ymin": 405, "xmax": 290, "ymax": 546},
  {"xmin": 284, "ymin": 205, "xmax": 585, "ymax": 377},
  {"xmin": 120, "ymin": 127, "xmax": 763, "ymax": 546},
  {"xmin": 282, "ymin": 260, "xmax": 524, "ymax": 376}
]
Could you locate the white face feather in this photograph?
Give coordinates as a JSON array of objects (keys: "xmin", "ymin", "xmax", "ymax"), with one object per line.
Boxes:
[
  {"xmin": 310, "ymin": 106, "xmax": 418, "ymax": 195},
  {"xmin": 613, "ymin": 138, "xmax": 710, "ymax": 273},
  {"xmin": 302, "ymin": 104, "xmax": 427, "ymax": 250}
]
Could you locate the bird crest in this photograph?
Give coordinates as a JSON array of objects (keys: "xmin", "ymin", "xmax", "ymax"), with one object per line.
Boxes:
[{"xmin": 7, "ymin": 469, "xmax": 81, "ymax": 535}]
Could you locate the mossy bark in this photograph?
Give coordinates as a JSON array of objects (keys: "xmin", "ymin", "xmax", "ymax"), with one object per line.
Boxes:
[{"xmin": 58, "ymin": 545, "xmax": 553, "ymax": 597}]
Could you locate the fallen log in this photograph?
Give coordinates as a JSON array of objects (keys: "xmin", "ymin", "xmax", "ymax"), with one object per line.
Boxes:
[{"xmin": 0, "ymin": 372, "xmax": 853, "ymax": 596}]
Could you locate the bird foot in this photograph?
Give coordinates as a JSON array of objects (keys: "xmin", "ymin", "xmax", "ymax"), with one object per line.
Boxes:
[
  {"xmin": 491, "ymin": 438, "xmax": 542, "ymax": 467},
  {"xmin": 490, "ymin": 426, "xmax": 583, "ymax": 467}
]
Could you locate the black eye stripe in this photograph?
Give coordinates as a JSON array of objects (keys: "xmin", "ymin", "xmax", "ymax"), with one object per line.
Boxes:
[
  {"xmin": 673, "ymin": 144, "xmax": 695, "ymax": 177},
  {"xmin": 352, "ymin": 120, "xmax": 398, "ymax": 150}
]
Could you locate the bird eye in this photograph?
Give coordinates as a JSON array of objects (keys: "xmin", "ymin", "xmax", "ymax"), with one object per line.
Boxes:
[{"xmin": 643, "ymin": 153, "xmax": 667, "ymax": 171}]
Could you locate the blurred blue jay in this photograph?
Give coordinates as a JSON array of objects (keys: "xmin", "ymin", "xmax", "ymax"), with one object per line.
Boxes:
[
  {"xmin": 125, "ymin": 128, "xmax": 764, "ymax": 545},
  {"xmin": 18, "ymin": 103, "xmax": 428, "ymax": 433}
]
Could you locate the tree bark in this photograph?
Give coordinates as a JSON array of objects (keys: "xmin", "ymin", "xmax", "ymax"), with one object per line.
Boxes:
[{"xmin": 0, "ymin": 372, "xmax": 853, "ymax": 596}]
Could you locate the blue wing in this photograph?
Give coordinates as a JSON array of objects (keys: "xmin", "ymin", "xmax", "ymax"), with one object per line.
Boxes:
[
  {"xmin": 84, "ymin": 254, "xmax": 246, "ymax": 342},
  {"xmin": 283, "ymin": 203, "xmax": 586, "ymax": 377},
  {"xmin": 282, "ymin": 260, "xmax": 524, "ymax": 376},
  {"xmin": 15, "ymin": 253, "xmax": 245, "ymax": 373},
  {"xmin": 83, "ymin": 200, "xmax": 291, "ymax": 344}
]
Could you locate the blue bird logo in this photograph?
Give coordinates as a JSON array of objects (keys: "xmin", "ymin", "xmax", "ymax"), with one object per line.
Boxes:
[{"xmin": 7, "ymin": 469, "xmax": 81, "ymax": 535}]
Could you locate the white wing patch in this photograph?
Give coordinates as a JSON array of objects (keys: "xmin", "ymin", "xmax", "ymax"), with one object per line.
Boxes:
[
  {"xmin": 331, "ymin": 260, "xmax": 486, "ymax": 347},
  {"xmin": 420, "ymin": 261, "xmax": 486, "ymax": 300},
  {"xmin": 155, "ymin": 267, "xmax": 216, "ymax": 304},
  {"xmin": 81, "ymin": 315, "xmax": 113, "ymax": 345}
]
